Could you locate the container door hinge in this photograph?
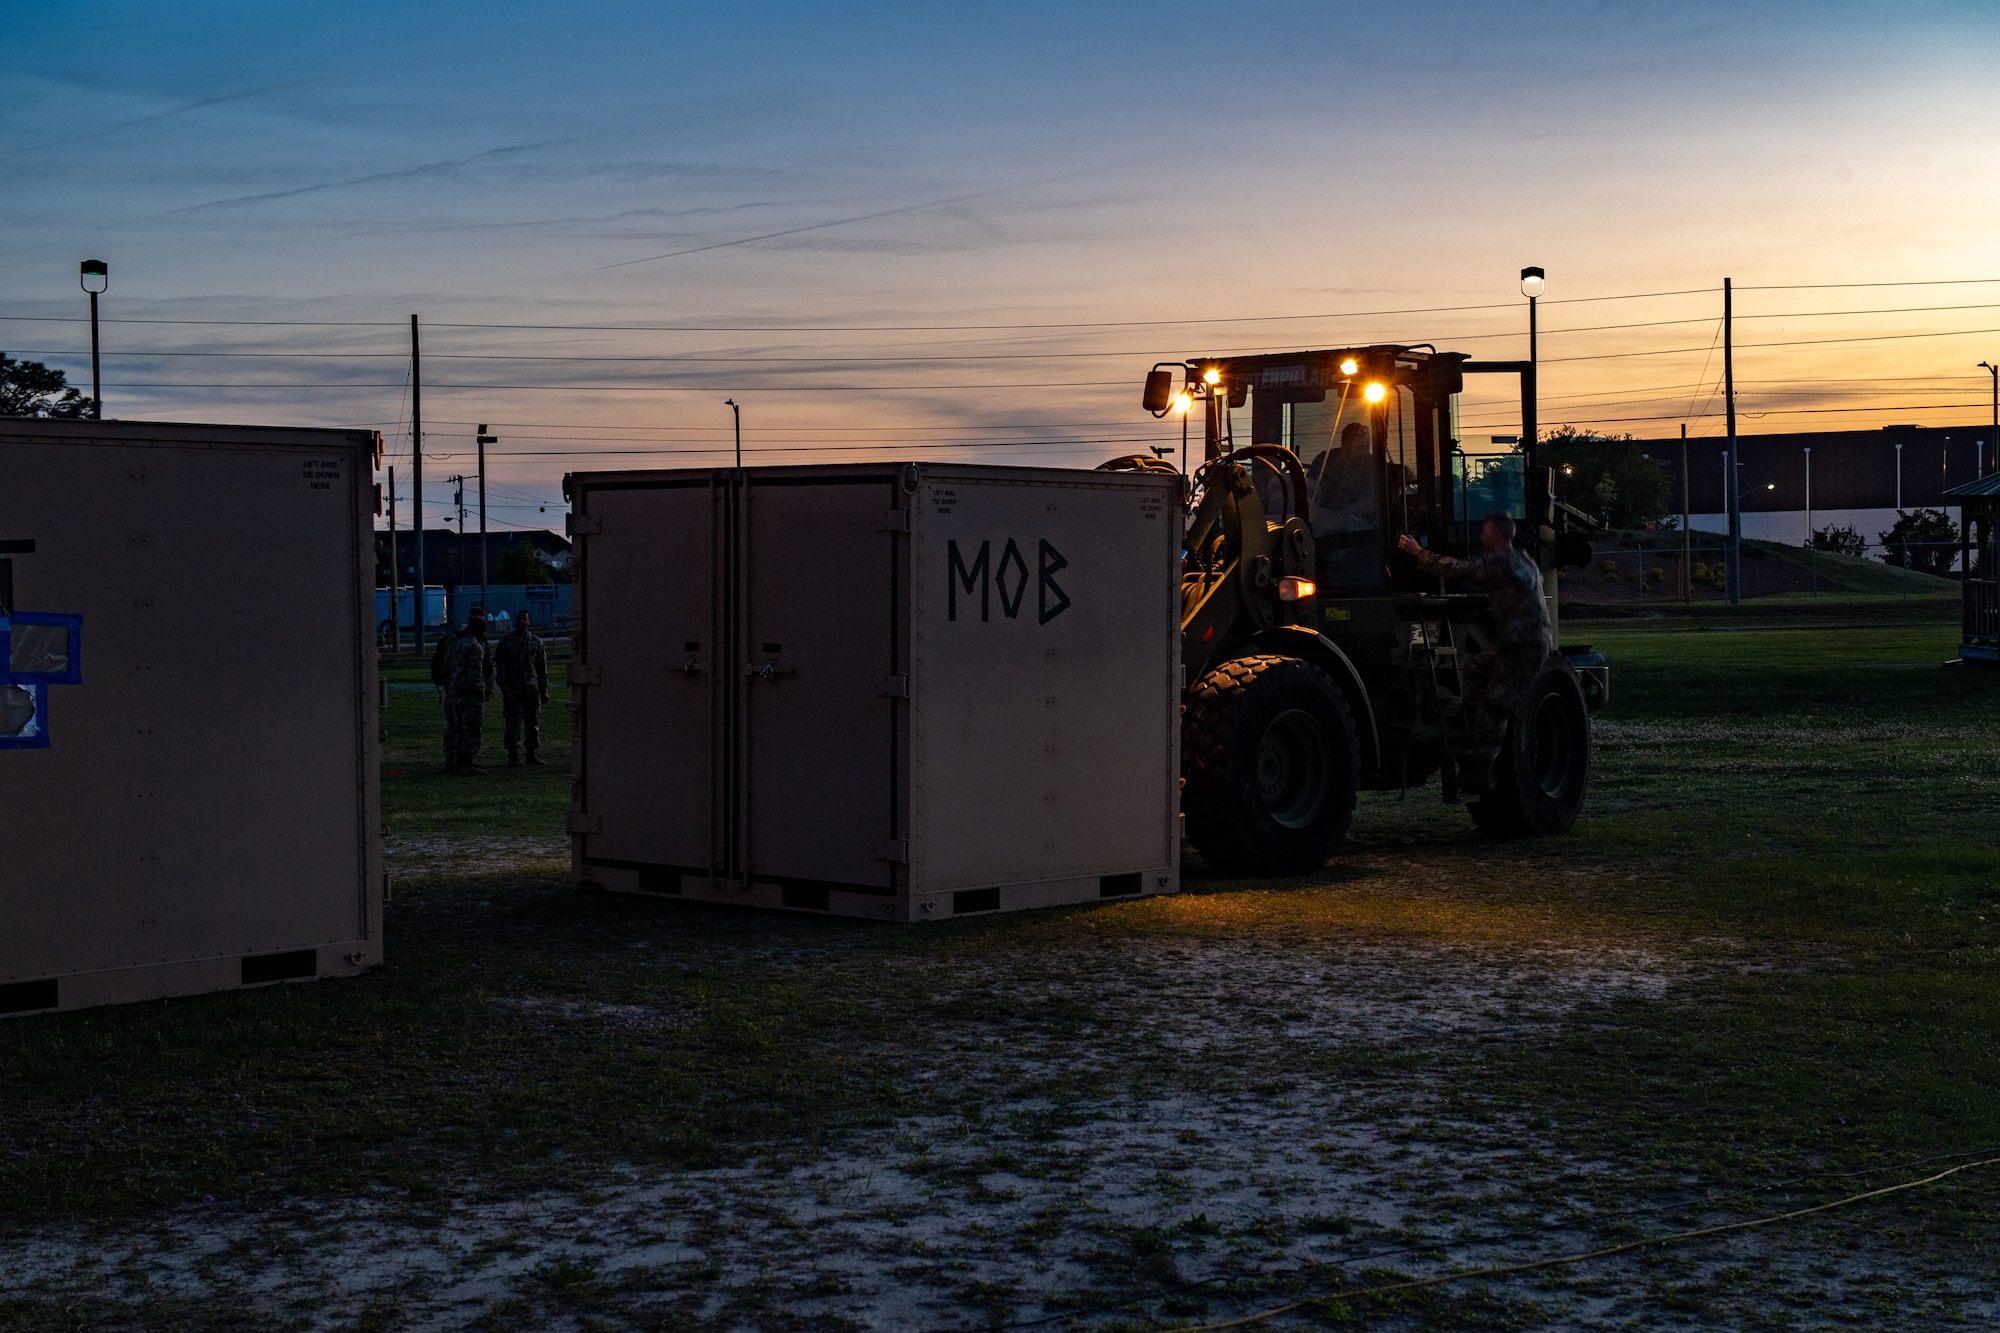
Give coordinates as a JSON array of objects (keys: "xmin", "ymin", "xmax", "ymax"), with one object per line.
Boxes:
[
  {"xmin": 876, "ymin": 838, "xmax": 910, "ymax": 863},
  {"xmin": 566, "ymin": 512, "xmax": 602, "ymax": 535},
  {"xmin": 873, "ymin": 509, "xmax": 911, "ymax": 533},
  {"xmin": 568, "ymin": 663, "xmax": 601, "ymax": 686},
  {"xmin": 567, "ymin": 811, "xmax": 601, "ymax": 834},
  {"xmin": 875, "ymin": 674, "xmax": 910, "ymax": 698}
]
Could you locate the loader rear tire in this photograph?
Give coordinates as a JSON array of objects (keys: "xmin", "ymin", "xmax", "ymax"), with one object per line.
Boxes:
[
  {"xmin": 1183, "ymin": 654, "xmax": 1359, "ymax": 875},
  {"xmin": 1469, "ymin": 653, "xmax": 1591, "ymax": 839}
]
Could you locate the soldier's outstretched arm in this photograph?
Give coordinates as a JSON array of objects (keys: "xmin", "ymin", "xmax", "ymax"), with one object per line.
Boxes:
[{"xmin": 1412, "ymin": 546, "xmax": 1477, "ymax": 581}]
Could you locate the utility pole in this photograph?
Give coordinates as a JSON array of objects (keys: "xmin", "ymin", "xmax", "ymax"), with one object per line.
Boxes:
[
  {"xmin": 388, "ymin": 466, "xmax": 401, "ymax": 654},
  {"xmin": 476, "ymin": 424, "xmax": 497, "ymax": 615},
  {"xmin": 80, "ymin": 260, "xmax": 108, "ymax": 418},
  {"xmin": 1680, "ymin": 423, "xmax": 1691, "ymax": 602},
  {"xmin": 411, "ymin": 315, "xmax": 426, "ymax": 651},
  {"xmin": 1724, "ymin": 277, "xmax": 1742, "ymax": 605},
  {"xmin": 725, "ymin": 398, "xmax": 741, "ymax": 467}
]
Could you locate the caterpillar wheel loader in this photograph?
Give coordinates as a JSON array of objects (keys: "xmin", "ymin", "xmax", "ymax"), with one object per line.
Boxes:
[{"xmin": 1102, "ymin": 345, "xmax": 1606, "ymax": 875}]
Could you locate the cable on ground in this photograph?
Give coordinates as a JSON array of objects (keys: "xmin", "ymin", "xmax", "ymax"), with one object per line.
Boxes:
[{"xmin": 1174, "ymin": 1155, "xmax": 2000, "ymax": 1331}]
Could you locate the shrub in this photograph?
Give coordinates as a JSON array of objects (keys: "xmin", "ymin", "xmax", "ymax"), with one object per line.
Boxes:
[
  {"xmin": 1876, "ymin": 509, "xmax": 1959, "ymax": 577},
  {"xmin": 1810, "ymin": 524, "xmax": 1866, "ymax": 559}
]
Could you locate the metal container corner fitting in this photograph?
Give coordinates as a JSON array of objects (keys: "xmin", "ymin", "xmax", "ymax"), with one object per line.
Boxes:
[
  {"xmin": 0, "ymin": 419, "xmax": 384, "ymax": 1016},
  {"xmin": 565, "ymin": 462, "xmax": 1182, "ymax": 920}
]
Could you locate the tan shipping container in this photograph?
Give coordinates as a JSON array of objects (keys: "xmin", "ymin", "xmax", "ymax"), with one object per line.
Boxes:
[
  {"xmin": 0, "ymin": 419, "xmax": 383, "ymax": 1016},
  {"xmin": 564, "ymin": 462, "xmax": 1181, "ymax": 921}
]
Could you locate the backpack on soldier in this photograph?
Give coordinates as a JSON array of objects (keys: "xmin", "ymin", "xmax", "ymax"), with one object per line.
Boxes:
[{"xmin": 429, "ymin": 632, "xmax": 452, "ymax": 688}]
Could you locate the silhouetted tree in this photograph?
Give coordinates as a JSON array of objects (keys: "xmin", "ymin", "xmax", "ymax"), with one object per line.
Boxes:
[
  {"xmin": 496, "ymin": 538, "xmax": 555, "ymax": 584},
  {"xmin": 1877, "ymin": 508, "xmax": 1958, "ymax": 576},
  {"xmin": 0, "ymin": 354, "xmax": 90, "ymax": 418},
  {"xmin": 1538, "ymin": 426, "xmax": 1671, "ymax": 530}
]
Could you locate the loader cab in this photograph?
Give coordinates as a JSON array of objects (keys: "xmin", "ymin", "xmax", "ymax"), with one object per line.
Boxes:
[{"xmin": 1165, "ymin": 346, "xmax": 1543, "ymax": 596}]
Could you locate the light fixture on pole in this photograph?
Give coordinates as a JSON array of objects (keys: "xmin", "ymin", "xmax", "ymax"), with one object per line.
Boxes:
[
  {"xmin": 724, "ymin": 398, "xmax": 741, "ymax": 468},
  {"xmin": 1980, "ymin": 362, "xmax": 1997, "ymax": 477},
  {"xmin": 79, "ymin": 259, "xmax": 107, "ymax": 419}
]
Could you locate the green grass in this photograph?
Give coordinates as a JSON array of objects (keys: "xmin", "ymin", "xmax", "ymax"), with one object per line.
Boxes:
[
  {"xmin": 2, "ymin": 607, "xmax": 1996, "ymax": 1282},
  {"xmin": 378, "ymin": 650, "xmax": 574, "ymax": 837},
  {"xmin": 1756, "ymin": 538, "xmax": 1961, "ymax": 597}
]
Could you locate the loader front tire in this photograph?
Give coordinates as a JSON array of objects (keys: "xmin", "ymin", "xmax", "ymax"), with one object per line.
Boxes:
[
  {"xmin": 1469, "ymin": 653, "xmax": 1592, "ymax": 839},
  {"xmin": 1183, "ymin": 654, "xmax": 1359, "ymax": 875}
]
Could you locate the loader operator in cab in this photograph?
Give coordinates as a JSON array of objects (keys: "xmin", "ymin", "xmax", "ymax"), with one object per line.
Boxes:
[{"xmin": 1396, "ymin": 514, "xmax": 1552, "ymax": 793}]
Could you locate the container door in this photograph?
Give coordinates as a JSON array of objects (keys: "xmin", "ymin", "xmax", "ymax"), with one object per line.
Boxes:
[
  {"xmin": 739, "ymin": 477, "xmax": 898, "ymax": 889},
  {"xmin": 578, "ymin": 480, "xmax": 718, "ymax": 874}
]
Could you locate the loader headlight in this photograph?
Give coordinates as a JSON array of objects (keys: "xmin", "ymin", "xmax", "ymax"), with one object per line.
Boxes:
[
  {"xmin": 1173, "ymin": 392, "xmax": 1192, "ymax": 414},
  {"xmin": 1363, "ymin": 382, "xmax": 1387, "ymax": 404}
]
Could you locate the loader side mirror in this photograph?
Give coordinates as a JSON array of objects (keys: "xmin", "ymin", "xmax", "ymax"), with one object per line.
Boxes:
[{"xmin": 1142, "ymin": 369, "xmax": 1174, "ymax": 414}]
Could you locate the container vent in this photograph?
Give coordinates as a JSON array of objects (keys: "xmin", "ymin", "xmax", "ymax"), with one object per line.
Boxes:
[
  {"xmin": 241, "ymin": 950, "xmax": 317, "ymax": 986},
  {"xmin": 0, "ymin": 979, "xmax": 58, "ymax": 1015},
  {"xmin": 781, "ymin": 883, "xmax": 829, "ymax": 911},
  {"xmin": 953, "ymin": 888, "xmax": 1000, "ymax": 915},
  {"xmin": 1099, "ymin": 873, "xmax": 1142, "ymax": 898}
]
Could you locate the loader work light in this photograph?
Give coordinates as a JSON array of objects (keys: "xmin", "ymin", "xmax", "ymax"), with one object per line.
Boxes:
[
  {"xmin": 1363, "ymin": 382, "xmax": 1387, "ymax": 404},
  {"xmin": 1202, "ymin": 367, "xmax": 1221, "ymax": 385},
  {"xmin": 1339, "ymin": 358, "xmax": 1359, "ymax": 376}
]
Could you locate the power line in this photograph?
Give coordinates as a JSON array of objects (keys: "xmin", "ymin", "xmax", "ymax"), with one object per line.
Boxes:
[
  {"xmin": 96, "ymin": 380, "xmax": 1136, "ymax": 391},
  {"xmin": 14, "ymin": 301, "xmax": 2000, "ymax": 362},
  {"xmin": 0, "ymin": 289, "xmax": 1705, "ymax": 334}
]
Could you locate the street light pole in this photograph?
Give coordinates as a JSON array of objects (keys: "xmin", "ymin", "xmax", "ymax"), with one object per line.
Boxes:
[
  {"xmin": 1980, "ymin": 362, "xmax": 1997, "ymax": 477},
  {"xmin": 1723, "ymin": 277, "xmax": 1741, "ymax": 605},
  {"xmin": 1804, "ymin": 446, "xmax": 1814, "ymax": 599},
  {"xmin": 724, "ymin": 398, "xmax": 741, "ymax": 467},
  {"xmin": 1680, "ymin": 423, "xmax": 1691, "ymax": 602},
  {"xmin": 79, "ymin": 260, "xmax": 107, "ymax": 419},
  {"xmin": 449, "ymin": 473, "xmax": 466, "ymax": 626},
  {"xmin": 389, "ymin": 466, "xmax": 401, "ymax": 653},
  {"xmin": 476, "ymin": 424, "xmax": 498, "ymax": 615}
]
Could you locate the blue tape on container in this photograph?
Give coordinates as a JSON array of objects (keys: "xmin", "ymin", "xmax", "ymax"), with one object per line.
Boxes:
[{"xmin": 1, "ymin": 612, "xmax": 82, "ymax": 685}]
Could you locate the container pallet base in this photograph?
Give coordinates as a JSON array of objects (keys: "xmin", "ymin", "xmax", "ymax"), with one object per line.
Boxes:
[
  {"xmin": 574, "ymin": 858, "xmax": 1177, "ymax": 923},
  {"xmin": 0, "ymin": 941, "xmax": 381, "ymax": 1019}
]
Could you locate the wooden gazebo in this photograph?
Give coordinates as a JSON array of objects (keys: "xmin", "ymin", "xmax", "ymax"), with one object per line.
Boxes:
[{"xmin": 1943, "ymin": 472, "xmax": 2000, "ymax": 664}]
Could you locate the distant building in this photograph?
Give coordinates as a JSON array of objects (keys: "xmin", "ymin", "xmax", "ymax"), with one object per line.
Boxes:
[
  {"xmin": 1641, "ymin": 423, "xmax": 1992, "ymax": 546},
  {"xmin": 372, "ymin": 527, "xmax": 571, "ymax": 591}
]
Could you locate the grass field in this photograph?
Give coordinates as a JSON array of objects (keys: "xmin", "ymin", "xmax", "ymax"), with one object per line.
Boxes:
[{"xmin": 2, "ymin": 602, "xmax": 1996, "ymax": 1329}]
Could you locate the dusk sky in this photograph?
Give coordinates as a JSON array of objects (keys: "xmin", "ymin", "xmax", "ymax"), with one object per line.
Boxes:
[{"xmin": 7, "ymin": 1, "xmax": 1998, "ymax": 531}]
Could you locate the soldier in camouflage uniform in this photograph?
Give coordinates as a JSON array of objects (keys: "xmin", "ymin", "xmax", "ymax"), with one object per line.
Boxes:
[
  {"xmin": 441, "ymin": 608, "xmax": 496, "ymax": 775},
  {"xmin": 494, "ymin": 609, "xmax": 550, "ymax": 767},
  {"xmin": 1397, "ymin": 513, "xmax": 1552, "ymax": 792}
]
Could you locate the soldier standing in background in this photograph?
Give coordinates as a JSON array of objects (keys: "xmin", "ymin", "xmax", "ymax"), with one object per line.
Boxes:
[
  {"xmin": 1396, "ymin": 513, "xmax": 1552, "ymax": 792},
  {"xmin": 494, "ymin": 609, "xmax": 550, "ymax": 768},
  {"xmin": 441, "ymin": 607, "xmax": 496, "ymax": 775}
]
